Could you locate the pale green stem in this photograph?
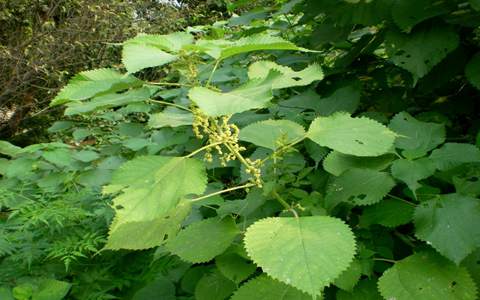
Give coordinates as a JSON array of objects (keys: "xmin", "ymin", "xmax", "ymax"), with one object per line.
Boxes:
[
  {"xmin": 373, "ymin": 258, "xmax": 396, "ymax": 264},
  {"xmin": 184, "ymin": 142, "xmax": 224, "ymax": 158},
  {"xmin": 387, "ymin": 194, "xmax": 417, "ymax": 207},
  {"xmin": 261, "ymin": 136, "xmax": 306, "ymax": 164},
  {"xmin": 147, "ymin": 81, "xmax": 192, "ymax": 87},
  {"xmin": 149, "ymin": 99, "xmax": 192, "ymax": 112},
  {"xmin": 190, "ymin": 183, "xmax": 255, "ymax": 202},
  {"xmin": 206, "ymin": 60, "xmax": 220, "ymax": 87}
]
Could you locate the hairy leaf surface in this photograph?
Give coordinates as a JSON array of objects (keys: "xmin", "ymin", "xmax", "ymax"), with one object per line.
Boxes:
[
  {"xmin": 231, "ymin": 275, "xmax": 311, "ymax": 300},
  {"xmin": 325, "ymin": 168, "xmax": 396, "ymax": 209},
  {"xmin": 378, "ymin": 251, "xmax": 478, "ymax": 300},
  {"xmin": 308, "ymin": 113, "xmax": 396, "ymax": 157},
  {"xmin": 166, "ymin": 217, "xmax": 239, "ymax": 263},
  {"xmin": 244, "ymin": 216, "xmax": 356, "ymax": 296},
  {"xmin": 414, "ymin": 194, "xmax": 480, "ymax": 264},
  {"xmin": 239, "ymin": 120, "xmax": 305, "ymax": 150}
]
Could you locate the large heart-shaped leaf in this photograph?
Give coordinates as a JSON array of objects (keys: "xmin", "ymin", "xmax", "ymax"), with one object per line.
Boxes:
[{"xmin": 244, "ymin": 216, "xmax": 356, "ymax": 296}]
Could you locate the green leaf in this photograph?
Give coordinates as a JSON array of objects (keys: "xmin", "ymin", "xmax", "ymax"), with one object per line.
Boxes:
[
  {"xmin": 466, "ymin": 53, "xmax": 480, "ymax": 90},
  {"xmin": 452, "ymin": 165, "xmax": 480, "ymax": 197},
  {"xmin": 429, "ymin": 143, "xmax": 480, "ymax": 171},
  {"xmin": 414, "ymin": 194, "xmax": 480, "ymax": 264},
  {"xmin": 337, "ymin": 279, "xmax": 383, "ymax": 300},
  {"xmin": 0, "ymin": 141, "xmax": 22, "ymax": 157},
  {"xmin": 315, "ymin": 84, "xmax": 361, "ymax": 116},
  {"xmin": 166, "ymin": 217, "xmax": 239, "ymax": 263},
  {"xmin": 392, "ymin": 0, "xmax": 451, "ymax": 32},
  {"xmin": 389, "ymin": 112, "xmax": 445, "ymax": 159},
  {"xmin": 122, "ymin": 44, "xmax": 177, "ymax": 74},
  {"xmin": 307, "ymin": 113, "xmax": 396, "ymax": 157},
  {"xmin": 462, "ymin": 249, "xmax": 480, "ymax": 287},
  {"xmin": 215, "ymin": 253, "xmax": 257, "ymax": 284},
  {"xmin": 73, "ymin": 150, "xmax": 100, "ymax": 162},
  {"xmin": 391, "ymin": 158, "xmax": 436, "ymax": 196},
  {"xmin": 378, "ymin": 250, "xmax": 478, "ymax": 300},
  {"xmin": 244, "ymin": 216, "xmax": 356, "ymax": 296},
  {"xmin": 231, "ymin": 275, "xmax": 311, "ymax": 300},
  {"xmin": 51, "ymin": 68, "xmax": 142, "ymax": 106},
  {"xmin": 325, "ymin": 168, "xmax": 396, "ymax": 210},
  {"xmin": 148, "ymin": 108, "xmax": 194, "ymax": 128},
  {"xmin": 195, "ymin": 270, "xmax": 236, "ymax": 300},
  {"xmin": 247, "ymin": 61, "xmax": 324, "ymax": 89},
  {"xmin": 42, "ymin": 148, "xmax": 75, "ymax": 168},
  {"xmin": 323, "ymin": 151, "xmax": 395, "ymax": 176},
  {"xmin": 132, "ymin": 276, "xmax": 175, "ymax": 300},
  {"xmin": 195, "ymin": 33, "xmax": 311, "ymax": 60},
  {"xmin": 0, "ymin": 286, "xmax": 13, "ymax": 300},
  {"xmin": 189, "ymin": 72, "xmax": 279, "ymax": 117},
  {"xmin": 334, "ymin": 259, "xmax": 362, "ymax": 292},
  {"xmin": 104, "ymin": 156, "xmax": 206, "ymax": 250},
  {"xmin": 360, "ymin": 198, "xmax": 415, "ymax": 228},
  {"xmin": 470, "ymin": 0, "xmax": 480, "ymax": 10},
  {"xmin": 104, "ymin": 202, "xmax": 191, "ymax": 250},
  {"xmin": 121, "ymin": 32, "xmax": 192, "ymax": 74},
  {"xmin": 239, "ymin": 120, "xmax": 305, "ymax": 150},
  {"xmin": 33, "ymin": 279, "xmax": 71, "ymax": 300},
  {"xmin": 125, "ymin": 32, "xmax": 194, "ymax": 53},
  {"xmin": 385, "ymin": 25, "xmax": 459, "ymax": 80},
  {"xmin": 64, "ymin": 87, "xmax": 151, "ymax": 115}
]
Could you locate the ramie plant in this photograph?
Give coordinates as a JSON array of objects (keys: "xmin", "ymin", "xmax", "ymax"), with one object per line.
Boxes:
[{"xmin": 1, "ymin": 1, "xmax": 480, "ymax": 299}]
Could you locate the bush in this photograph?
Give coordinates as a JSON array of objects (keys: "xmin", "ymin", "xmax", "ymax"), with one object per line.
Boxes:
[{"xmin": 0, "ymin": 0, "xmax": 479, "ymax": 299}]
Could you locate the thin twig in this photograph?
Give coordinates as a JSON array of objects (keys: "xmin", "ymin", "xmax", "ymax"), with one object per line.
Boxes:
[
  {"xmin": 190, "ymin": 183, "xmax": 255, "ymax": 203},
  {"xmin": 149, "ymin": 99, "xmax": 192, "ymax": 112},
  {"xmin": 373, "ymin": 258, "xmax": 396, "ymax": 263},
  {"xmin": 387, "ymin": 194, "xmax": 417, "ymax": 207},
  {"xmin": 184, "ymin": 142, "xmax": 224, "ymax": 158},
  {"xmin": 206, "ymin": 60, "xmax": 220, "ymax": 87}
]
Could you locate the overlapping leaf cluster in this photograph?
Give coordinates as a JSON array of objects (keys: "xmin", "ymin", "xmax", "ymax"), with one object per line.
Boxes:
[{"xmin": 1, "ymin": 0, "xmax": 480, "ymax": 299}]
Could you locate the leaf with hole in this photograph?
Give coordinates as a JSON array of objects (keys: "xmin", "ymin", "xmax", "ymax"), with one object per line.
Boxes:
[
  {"xmin": 385, "ymin": 25, "xmax": 459, "ymax": 80},
  {"xmin": 389, "ymin": 112, "xmax": 445, "ymax": 159},
  {"xmin": 325, "ymin": 168, "xmax": 396, "ymax": 210},
  {"xmin": 378, "ymin": 250, "xmax": 478, "ymax": 300},
  {"xmin": 308, "ymin": 113, "xmax": 396, "ymax": 157},
  {"xmin": 414, "ymin": 193, "xmax": 480, "ymax": 264}
]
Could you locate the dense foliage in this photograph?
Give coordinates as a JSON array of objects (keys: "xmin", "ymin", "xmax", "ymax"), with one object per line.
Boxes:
[
  {"xmin": 1, "ymin": 0, "xmax": 480, "ymax": 299},
  {"xmin": 0, "ymin": 0, "xmax": 228, "ymax": 142}
]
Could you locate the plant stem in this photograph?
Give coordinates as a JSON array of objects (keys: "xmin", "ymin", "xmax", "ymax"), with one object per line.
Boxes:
[
  {"xmin": 190, "ymin": 183, "xmax": 255, "ymax": 202},
  {"xmin": 147, "ymin": 81, "xmax": 192, "ymax": 87},
  {"xmin": 149, "ymin": 99, "xmax": 192, "ymax": 112},
  {"xmin": 271, "ymin": 190, "xmax": 291, "ymax": 210},
  {"xmin": 261, "ymin": 136, "xmax": 306, "ymax": 164},
  {"xmin": 184, "ymin": 142, "xmax": 223, "ymax": 158},
  {"xmin": 387, "ymin": 194, "xmax": 417, "ymax": 207},
  {"xmin": 225, "ymin": 142, "xmax": 251, "ymax": 168},
  {"xmin": 373, "ymin": 258, "xmax": 396, "ymax": 263},
  {"xmin": 206, "ymin": 60, "xmax": 220, "ymax": 87}
]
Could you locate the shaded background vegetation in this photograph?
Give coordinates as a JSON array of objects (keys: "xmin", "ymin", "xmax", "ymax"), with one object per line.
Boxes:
[{"xmin": 0, "ymin": 0, "xmax": 231, "ymax": 144}]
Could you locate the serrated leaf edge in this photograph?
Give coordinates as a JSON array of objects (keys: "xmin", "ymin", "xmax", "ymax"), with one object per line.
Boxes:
[{"xmin": 243, "ymin": 216, "xmax": 357, "ymax": 296}]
